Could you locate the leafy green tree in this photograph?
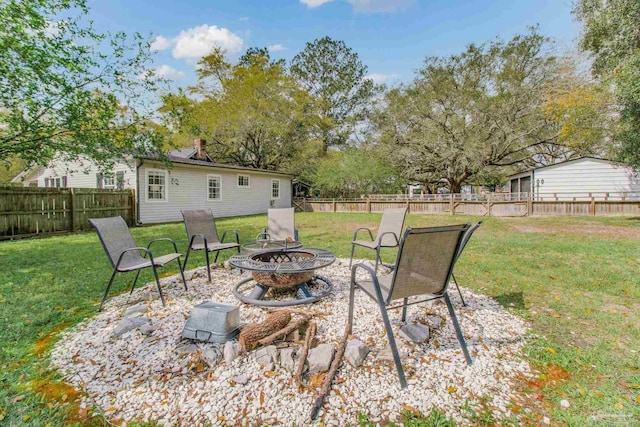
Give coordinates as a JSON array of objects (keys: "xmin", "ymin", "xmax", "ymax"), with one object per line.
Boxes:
[
  {"xmin": 291, "ymin": 37, "xmax": 380, "ymax": 153},
  {"xmin": 311, "ymin": 148, "xmax": 403, "ymax": 198},
  {"xmin": 374, "ymin": 30, "xmax": 564, "ymax": 193},
  {"xmin": 574, "ymin": 0, "xmax": 640, "ymax": 167},
  {"xmin": 0, "ymin": 0, "xmax": 166, "ymax": 169},
  {"xmin": 164, "ymin": 48, "xmax": 318, "ymax": 173}
]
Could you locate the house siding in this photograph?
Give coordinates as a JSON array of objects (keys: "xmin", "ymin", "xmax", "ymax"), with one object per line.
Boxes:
[
  {"xmin": 27, "ymin": 157, "xmax": 137, "ymax": 189},
  {"xmin": 138, "ymin": 161, "xmax": 292, "ymax": 223},
  {"xmin": 534, "ymin": 158, "xmax": 640, "ymax": 198}
]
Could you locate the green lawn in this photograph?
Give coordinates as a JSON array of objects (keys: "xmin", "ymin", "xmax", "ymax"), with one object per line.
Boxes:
[{"xmin": 0, "ymin": 213, "xmax": 639, "ymax": 426}]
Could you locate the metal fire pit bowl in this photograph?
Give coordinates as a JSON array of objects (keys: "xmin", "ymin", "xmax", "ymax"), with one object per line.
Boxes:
[{"xmin": 228, "ymin": 248, "xmax": 335, "ymax": 307}]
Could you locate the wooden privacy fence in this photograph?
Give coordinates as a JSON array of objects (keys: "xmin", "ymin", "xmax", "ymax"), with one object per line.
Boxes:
[
  {"xmin": 0, "ymin": 186, "xmax": 135, "ymax": 239},
  {"xmin": 295, "ymin": 192, "xmax": 640, "ymax": 217}
]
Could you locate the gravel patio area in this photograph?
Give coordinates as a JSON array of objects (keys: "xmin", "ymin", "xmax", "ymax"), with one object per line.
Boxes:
[{"xmin": 51, "ymin": 259, "xmax": 533, "ymax": 426}]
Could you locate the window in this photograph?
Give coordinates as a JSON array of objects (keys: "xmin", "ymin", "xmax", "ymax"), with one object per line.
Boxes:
[
  {"xmin": 237, "ymin": 174, "xmax": 250, "ymax": 188},
  {"xmin": 271, "ymin": 179, "xmax": 280, "ymax": 199},
  {"xmin": 208, "ymin": 175, "xmax": 221, "ymax": 200},
  {"xmin": 44, "ymin": 177, "xmax": 67, "ymax": 188},
  {"xmin": 103, "ymin": 173, "xmax": 115, "ymax": 189},
  {"xmin": 147, "ymin": 169, "xmax": 167, "ymax": 201}
]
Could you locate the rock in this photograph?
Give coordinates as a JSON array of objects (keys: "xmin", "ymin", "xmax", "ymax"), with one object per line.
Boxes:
[
  {"xmin": 560, "ymin": 399, "xmax": 570, "ymax": 409},
  {"xmin": 280, "ymin": 348, "xmax": 296, "ymax": 372},
  {"xmin": 308, "ymin": 343, "xmax": 335, "ymax": 375},
  {"xmin": 202, "ymin": 347, "xmax": 221, "ymax": 367},
  {"xmin": 223, "ymin": 341, "xmax": 241, "ymax": 365},
  {"xmin": 112, "ymin": 317, "xmax": 150, "ymax": 337},
  {"xmin": 255, "ymin": 345, "xmax": 278, "ymax": 370},
  {"xmin": 176, "ymin": 343, "xmax": 200, "ymax": 355},
  {"xmin": 345, "ymin": 339, "xmax": 369, "ymax": 367},
  {"xmin": 231, "ymin": 374, "xmax": 249, "ymax": 385},
  {"xmin": 425, "ymin": 315, "xmax": 443, "ymax": 329},
  {"xmin": 399, "ymin": 324, "xmax": 430, "ymax": 343},
  {"xmin": 123, "ymin": 303, "xmax": 148, "ymax": 318},
  {"xmin": 285, "ymin": 329, "xmax": 300, "ymax": 342},
  {"xmin": 139, "ymin": 323, "xmax": 156, "ymax": 336},
  {"xmin": 378, "ymin": 345, "xmax": 406, "ymax": 362}
]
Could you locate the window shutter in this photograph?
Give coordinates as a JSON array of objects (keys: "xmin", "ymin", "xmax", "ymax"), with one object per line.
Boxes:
[
  {"xmin": 44, "ymin": 178, "xmax": 49, "ymax": 187},
  {"xmin": 116, "ymin": 171, "xmax": 124, "ymax": 189},
  {"xmin": 96, "ymin": 173, "xmax": 103, "ymax": 189}
]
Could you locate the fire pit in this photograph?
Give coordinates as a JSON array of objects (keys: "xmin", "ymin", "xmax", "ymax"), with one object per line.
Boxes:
[{"xmin": 228, "ymin": 248, "xmax": 335, "ymax": 307}]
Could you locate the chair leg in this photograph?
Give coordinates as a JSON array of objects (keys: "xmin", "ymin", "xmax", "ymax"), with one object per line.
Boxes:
[
  {"xmin": 177, "ymin": 258, "xmax": 188, "ymax": 291},
  {"xmin": 451, "ymin": 273, "xmax": 467, "ymax": 307},
  {"xmin": 349, "ymin": 243, "xmax": 356, "ymax": 269},
  {"xmin": 183, "ymin": 246, "xmax": 192, "ymax": 272},
  {"xmin": 204, "ymin": 249, "xmax": 212, "ymax": 282},
  {"xmin": 401, "ymin": 298, "xmax": 408, "ymax": 323},
  {"xmin": 348, "ymin": 281, "xmax": 357, "ymax": 329},
  {"xmin": 375, "ymin": 247, "xmax": 380, "ymax": 272},
  {"xmin": 380, "ymin": 304, "xmax": 408, "ymax": 389},
  {"xmin": 131, "ymin": 270, "xmax": 141, "ymax": 294},
  {"xmin": 99, "ymin": 268, "xmax": 119, "ymax": 312},
  {"xmin": 151, "ymin": 264, "xmax": 166, "ymax": 307},
  {"xmin": 214, "ymin": 250, "xmax": 220, "ymax": 264},
  {"xmin": 444, "ymin": 293, "xmax": 472, "ymax": 365}
]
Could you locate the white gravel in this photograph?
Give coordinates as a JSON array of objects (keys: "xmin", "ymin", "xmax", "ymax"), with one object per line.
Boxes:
[{"xmin": 51, "ymin": 258, "xmax": 533, "ymax": 426}]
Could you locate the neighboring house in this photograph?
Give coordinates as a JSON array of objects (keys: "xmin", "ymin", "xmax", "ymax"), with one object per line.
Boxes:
[
  {"xmin": 508, "ymin": 157, "xmax": 640, "ymax": 200},
  {"xmin": 11, "ymin": 139, "xmax": 294, "ymax": 223}
]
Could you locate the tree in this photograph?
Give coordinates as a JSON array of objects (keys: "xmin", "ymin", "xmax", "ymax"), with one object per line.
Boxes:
[
  {"xmin": 291, "ymin": 37, "xmax": 380, "ymax": 153},
  {"xmin": 374, "ymin": 30, "xmax": 565, "ymax": 193},
  {"xmin": 0, "ymin": 0, "xmax": 166, "ymax": 169},
  {"xmin": 311, "ymin": 148, "xmax": 403, "ymax": 198},
  {"xmin": 163, "ymin": 48, "xmax": 318, "ymax": 173},
  {"xmin": 573, "ymin": 0, "xmax": 640, "ymax": 167}
]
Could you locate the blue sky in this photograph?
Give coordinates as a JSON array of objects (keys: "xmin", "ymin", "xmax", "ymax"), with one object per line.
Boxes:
[{"xmin": 89, "ymin": 0, "xmax": 581, "ymax": 87}]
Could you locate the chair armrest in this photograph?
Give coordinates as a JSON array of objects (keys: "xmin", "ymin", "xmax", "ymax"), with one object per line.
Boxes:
[
  {"xmin": 378, "ymin": 231, "xmax": 400, "ymax": 247},
  {"xmin": 188, "ymin": 234, "xmax": 208, "ymax": 250},
  {"xmin": 221, "ymin": 230, "xmax": 240, "ymax": 244},
  {"xmin": 115, "ymin": 247, "xmax": 154, "ymax": 269},
  {"xmin": 146, "ymin": 238, "xmax": 180, "ymax": 254},
  {"xmin": 353, "ymin": 227, "xmax": 374, "ymax": 242},
  {"xmin": 256, "ymin": 228, "xmax": 269, "ymax": 241},
  {"xmin": 350, "ymin": 262, "xmax": 386, "ymax": 303}
]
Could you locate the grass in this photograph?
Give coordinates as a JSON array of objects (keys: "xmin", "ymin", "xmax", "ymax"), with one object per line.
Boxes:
[{"xmin": 0, "ymin": 212, "xmax": 639, "ymax": 426}]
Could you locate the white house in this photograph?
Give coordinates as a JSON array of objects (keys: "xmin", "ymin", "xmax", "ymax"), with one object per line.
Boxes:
[
  {"xmin": 12, "ymin": 139, "xmax": 294, "ymax": 223},
  {"xmin": 508, "ymin": 157, "xmax": 640, "ymax": 200}
]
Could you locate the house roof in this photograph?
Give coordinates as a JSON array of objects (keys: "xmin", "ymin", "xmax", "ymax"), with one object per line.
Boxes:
[
  {"xmin": 140, "ymin": 151, "xmax": 295, "ymax": 177},
  {"xmin": 506, "ymin": 156, "xmax": 620, "ymax": 179}
]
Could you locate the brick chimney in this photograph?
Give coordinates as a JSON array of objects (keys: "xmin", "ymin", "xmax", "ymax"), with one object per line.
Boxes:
[{"xmin": 194, "ymin": 138, "xmax": 207, "ymax": 160}]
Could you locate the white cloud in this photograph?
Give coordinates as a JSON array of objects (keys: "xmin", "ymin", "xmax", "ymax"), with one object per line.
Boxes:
[
  {"xmin": 300, "ymin": 0, "xmax": 335, "ymax": 8},
  {"xmin": 138, "ymin": 65, "xmax": 185, "ymax": 81},
  {"xmin": 151, "ymin": 25, "xmax": 244, "ymax": 64},
  {"xmin": 300, "ymin": 0, "xmax": 414, "ymax": 13},
  {"xmin": 150, "ymin": 35, "xmax": 172, "ymax": 51},
  {"xmin": 238, "ymin": 16, "xmax": 249, "ymax": 22},
  {"xmin": 366, "ymin": 73, "xmax": 397, "ymax": 84},
  {"xmin": 268, "ymin": 44, "xmax": 287, "ymax": 52},
  {"xmin": 172, "ymin": 25, "xmax": 244, "ymax": 62}
]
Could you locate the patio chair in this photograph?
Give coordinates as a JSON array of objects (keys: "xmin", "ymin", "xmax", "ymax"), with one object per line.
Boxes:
[
  {"xmin": 349, "ymin": 207, "xmax": 407, "ymax": 271},
  {"xmin": 257, "ymin": 207, "xmax": 299, "ymax": 242},
  {"xmin": 451, "ymin": 221, "xmax": 483, "ymax": 306},
  {"xmin": 181, "ymin": 209, "xmax": 240, "ymax": 282},
  {"xmin": 349, "ymin": 224, "xmax": 473, "ymax": 389},
  {"xmin": 89, "ymin": 216, "xmax": 187, "ymax": 311}
]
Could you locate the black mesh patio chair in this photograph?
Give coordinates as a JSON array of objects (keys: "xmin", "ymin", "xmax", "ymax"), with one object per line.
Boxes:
[
  {"xmin": 257, "ymin": 207, "xmax": 299, "ymax": 242},
  {"xmin": 89, "ymin": 216, "xmax": 187, "ymax": 311},
  {"xmin": 349, "ymin": 224, "xmax": 473, "ymax": 389},
  {"xmin": 349, "ymin": 207, "xmax": 407, "ymax": 271},
  {"xmin": 451, "ymin": 221, "xmax": 482, "ymax": 306},
  {"xmin": 181, "ymin": 209, "xmax": 240, "ymax": 282}
]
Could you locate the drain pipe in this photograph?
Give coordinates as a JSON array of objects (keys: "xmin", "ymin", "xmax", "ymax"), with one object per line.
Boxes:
[{"xmin": 136, "ymin": 159, "xmax": 143, "ymax": 224}]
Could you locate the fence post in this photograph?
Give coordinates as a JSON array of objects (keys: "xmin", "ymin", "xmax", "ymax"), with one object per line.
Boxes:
[
  {"xmin": 590, "ymin": 196, "xmax": 596, "ymax": 216},
  {"xmin": 406, "ymin": 198, "xmax": 410, "ymax": 214},
  {"xmin": 527, "ymin": 192, "xmax": 532, "ymax": 216},
  {"xmin": 130, "ymin": 189, "xmax": 136, "ymax": 225},
  {"xmin": 366, "ymin": 197, "xmax": 371, "ymax": 213},
  {"xmin": 70, "ymin": 187, "xmax": 76, "ymax": 231},
  {"xmin": 332, "ymin": 199, "xmax": 337, "ymax": 213},
  {"xmin": 449, "ymin": 194, "xmax": 454, "ymax": 215}
]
